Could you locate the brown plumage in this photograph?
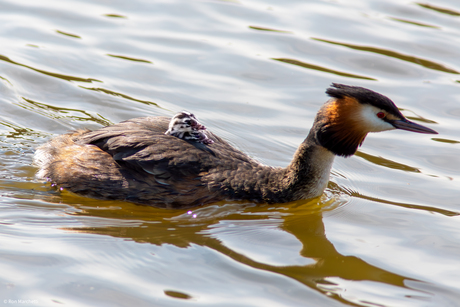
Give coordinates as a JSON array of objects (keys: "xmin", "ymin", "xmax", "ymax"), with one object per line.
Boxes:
[{"xmin": 34, "ymin": 84, "xmax": 438, "ymax": 208}]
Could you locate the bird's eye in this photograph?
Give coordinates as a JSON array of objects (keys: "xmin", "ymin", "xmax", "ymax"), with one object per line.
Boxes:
[
  {"xmin": 184, "ymin": 119, "xmax": 191, "ymax": 125},
  {"xmin": 376, "ymin": 112, "xmax": 386, "ymax": 119}
]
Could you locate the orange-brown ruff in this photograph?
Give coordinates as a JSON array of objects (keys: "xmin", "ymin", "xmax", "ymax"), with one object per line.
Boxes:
[{"xmin": 34, "ymin": 84, "xmax": 437, "ymax": 208}]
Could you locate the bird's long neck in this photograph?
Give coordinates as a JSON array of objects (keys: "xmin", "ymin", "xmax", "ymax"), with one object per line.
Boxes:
[
  {"xmin": 216, "ymin": 129, "xmax": 335, "ymax": 203},
  {"xmin": 279, "ymin": 130, "xmax": 335, "ymax": 200},
  {"xmin": 223, "ymin": 129, "xmax": 335, "ymax": 203},
  {"xmin": 274, "ymin": 97, "xmax": 369, "ymax": 200},
  {"xmin": 218, "ymin": 102, "xmax": 358, "ymax": 203}
]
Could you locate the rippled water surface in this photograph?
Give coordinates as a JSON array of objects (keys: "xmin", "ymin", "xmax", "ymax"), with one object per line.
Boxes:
[{"xmin": 1, "ymin": 0, "xmax": 460, "ymax": 306}]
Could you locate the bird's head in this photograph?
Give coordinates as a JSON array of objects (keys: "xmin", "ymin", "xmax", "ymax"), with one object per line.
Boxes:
[
  {"xmin": 165, "ymin": 111, "xmax": 206, "ymax": 136},
  {"xmin": 314, "ymin": 83, "xmax": 437, "ymax": 157},
  {"xmin": 165, "ymin": 111, "xmax": 214, "ymax": 145}
]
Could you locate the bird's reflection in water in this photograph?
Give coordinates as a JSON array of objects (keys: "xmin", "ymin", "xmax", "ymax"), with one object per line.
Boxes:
[{"xmin": 55, "ymin": 185, "xmax": 420, "ymax": 303}]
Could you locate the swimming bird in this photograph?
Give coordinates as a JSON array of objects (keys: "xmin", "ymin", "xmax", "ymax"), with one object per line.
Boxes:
[{"xmin": 34, "ymin": 83, "xmax": 437, "ymax": 208}]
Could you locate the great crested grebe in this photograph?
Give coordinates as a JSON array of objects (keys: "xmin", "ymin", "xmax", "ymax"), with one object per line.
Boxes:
[{"xmin": 34, "ymin": 84, "xmax": 437, "ymax": 208}]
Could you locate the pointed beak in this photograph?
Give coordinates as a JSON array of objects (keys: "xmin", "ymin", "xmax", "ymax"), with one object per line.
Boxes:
[{"xmin": 390, "ymin": 119, "xmax": 438, "ymax": 134}]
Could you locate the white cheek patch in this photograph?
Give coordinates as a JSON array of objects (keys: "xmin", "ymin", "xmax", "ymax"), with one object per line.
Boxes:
[{"xmin": 358, "ymin": 105, "xmax": 395, "ymax": 133}]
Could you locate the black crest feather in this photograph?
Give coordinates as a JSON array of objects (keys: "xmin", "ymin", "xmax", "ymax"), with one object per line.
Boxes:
[{"xmin": 326, "ymin": 83, "xmax": 404, "ymax": 118}]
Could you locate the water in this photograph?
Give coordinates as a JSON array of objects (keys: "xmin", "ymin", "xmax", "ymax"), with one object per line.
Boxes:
[{"xmin": 1, "ymin": 0, "xmax": 460, "ymax": 306}]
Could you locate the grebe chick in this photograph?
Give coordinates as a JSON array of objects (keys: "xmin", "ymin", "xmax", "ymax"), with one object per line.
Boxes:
[
  {"xmin": 34, "ymin": 84, "xmax": 437, "ymax": 208},
  {"xmin": 165, "ymin": 111, "xmax": 214, "ymax": 145}
]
